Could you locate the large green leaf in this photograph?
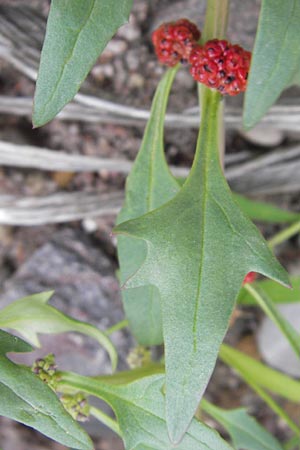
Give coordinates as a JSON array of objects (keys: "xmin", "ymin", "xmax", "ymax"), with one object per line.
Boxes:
[
  {"xmin": 60, "ymin": 371, "xmax": 233, "ymax": 450},
  {"xmin": 234, "ymin": 194, "xmax": 300, "ymax": 224},
  {"xmin": 202, "ymin": 400, "xmax": 284, "ymax": 450},
  {"xmin": 115, "ymin": 86, "xmax": 289, "ymax": 443},
  {"xmin": 117, "ymin": 68, "xmax": 180, "ymax": 346},
  {"xmin": 33, "ymin": 0, "xmax": 133, "ymax": 127},
  {"xmin": 0, "ymin": 329, "xmax": 93, "ymax": 450},
  {"xmin": 0, "ymin": 291, "xmax": 117, "ymax": 371},
  {"xmin": 238, "ymin": 276, "xmax": 300, "ymax": 305},
  {"xmin": 243, "ymin": 0, "xmax": 300, "ymax": 128}
]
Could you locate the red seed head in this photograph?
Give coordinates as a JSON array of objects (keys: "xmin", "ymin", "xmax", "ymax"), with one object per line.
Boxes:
[
  {"xmin": 189, "ymin": 39, "xmax": 251, "ymax": 96},
  {"xmin": 152, "ymin": 19, "xmax": 201, "ymax": 67}
]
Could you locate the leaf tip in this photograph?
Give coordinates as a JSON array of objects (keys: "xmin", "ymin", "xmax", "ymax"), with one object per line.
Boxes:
[
  {"xmin": 32, "ymin": 113, "xmax": 49, "ymax": 129},
  {"xmin": 242, "ymin": 109, "xmax": 256, "ymax": 131},
  {"xmin": 167, "ymin": 421, "xmax": 187, "ymax": 446},
  {"xmin": 166, "ymin": 394, "xmax": 196, "ymax": 446},
  {"xmin": 259, "ymin": 267, "xmax": 291, "ymax": 290}
]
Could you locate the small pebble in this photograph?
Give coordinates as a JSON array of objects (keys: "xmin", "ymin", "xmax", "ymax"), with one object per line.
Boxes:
[
  {"xmin": 91, "ymin": 64, "xmax": 114, "ymax": 82},
  {"xmin": 101, "ymin": 39, "xmax": 128, "ymax": 60},
  {"xmin": 128, "ymin": 73, "xmax": 145, "ymax": 89},
  {"xmin": 240, "ymin": 125, "xmax": 284, "ymax": 147},
  {"xmin": 117, "ymin": 16, "xmax": 141, "ymax": 41},
  {"xmin": 82, "ymin": 218, "xmax": 98, "ymax": 233}
]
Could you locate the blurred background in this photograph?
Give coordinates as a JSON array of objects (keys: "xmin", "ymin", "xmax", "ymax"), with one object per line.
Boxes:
[{"xmin": 1, "ymin": 0, "xmax": 300, "ymax": 448}]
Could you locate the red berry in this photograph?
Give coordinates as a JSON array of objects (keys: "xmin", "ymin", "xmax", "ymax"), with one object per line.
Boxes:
[
  {"xmin": 189, "ymin": 39, "xmax": 251, "ymax": 96},
  {"xmin": 243, "ymin": 272, "xmax": 257, "ymax": 285},
  {"xmin": 152, "ymin": 19, "xmax": 201, "ymax": 67}
]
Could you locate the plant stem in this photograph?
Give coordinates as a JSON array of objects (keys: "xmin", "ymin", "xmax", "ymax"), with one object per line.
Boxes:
[
  {"xmin": 202, "ymin": 0, "xmax": 229, "ymax": 42},
  {"xmin": 219, "ymin": 345, "xmax": 300, "ymax": 436},
  {"xmin": 245, "ymin": 377, "xmax": 300, "ymax": 437},
  {"xmin": 244, "ymin": 283, "xmax": 300, "ymax": 357},
  {"xmin": 199, "ymin": 0, "xmax": 229, "ymax": 169},
  {"xmin": 105, "ymin": 319, "xmax": 128, "ymax": 336},
  {"xmin": 268, "ymin": 220, "xmax": 300, "ymax": 249},
  {"xmin": 89, "ymin": 406, "xmax": 121, "ymax": 437},
  {"xmin": 284, "ymin": 435, "xmax": 300, "ymax": 450},
  {"xmin": 219, "ymin": 344, "xmax": 300, "ymax": 402},
  {"xmin": 200, "ymin": 398, "xmax": 223, "ymax": 419}
]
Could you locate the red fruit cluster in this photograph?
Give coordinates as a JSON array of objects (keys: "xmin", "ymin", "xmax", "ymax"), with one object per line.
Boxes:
[
  {"xmin": 189, "ymin": 39, "xmax": 251, "ymax": 96},
  {"xmin": 152, "ymin": 19, "xmax": 201, "ymax": 67},
  {"xmin": 242, "ymin": 271, "xmax": 257, "ymax": 285}
]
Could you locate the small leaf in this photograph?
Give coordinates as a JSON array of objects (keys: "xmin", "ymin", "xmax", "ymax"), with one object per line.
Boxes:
[
  {"xmin": 33, "ymin": 0, "xmax": 133, "ymax": 127},
  {"xmin": 238, "ymin": 276, "xmax": 300, "ymax": 305},
  {"xmin": 117, "ymin": 67, "xmax": 180, "ymax": 346},
  {"xmin": 115, "ymin": 86, "xmax": 289, "ymax": 443},
  {"xmin": 94, "ymin": 363, "xmax": 165, "ymax": 385},
  {"xmin": 0, "ymin": 291, "xmax": 117, "ymax": 371},
  {"xmin": 243, "ymin": 0, "xmax": 300, "ymax": 128},
  {"xmin": 0, "ymin": 329, "xmax": 32, "ymax": 354},
  {"xmin": 61, "ymin": 372, "xmax": 233, "ymax": 450},
  {"xmin": 202, "ymin": 400, "xmax": 284, "ymax": 450},
  {"xmin": 234, "ymin": 194, "xmax": 300, "ymax": 223},
  {"xmin": 0, "ymin": 330, "xmax": 93, "ymax": 450}
]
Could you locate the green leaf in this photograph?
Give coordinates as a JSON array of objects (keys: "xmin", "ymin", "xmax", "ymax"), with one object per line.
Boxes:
[
  {"xmin": 0, "ymin": 291, "xmax": 117, "ymax": 371},
  {"xmin": 117, "ymin": 67, "xmax": 180, "ymax": 346},
  {"xmin": 219, "ymin": 344, "xmax": 300, "ymax": 403},
  {"xmin": 219, "ymin": 344, "xmax": 300, "ymax": 436},
  {"xmin": 94, "ymin": 363, "xmax": 165, "ymax": 385},
  {"xmin": 0, "ymin": 329, "xmax": 33, "ymax": 354},
  {"xmin": 115, "ymin": 86, "xmax": 289, "ymax": 443},
  {"xmin": 234, "ymin": 194, "xmax": 300, "ymax": 224},
  {"xmin": 33, "ymin": 0, "xmax": 133, "ymax": 127},
  {"xmin": 60, "ymin": 372, "xmax": 233, "ymax": 450},
  {"xmin": 0, "ymin": 330, "xmax": 92, "ymax": 450},
  {"xmin": 238, "ymin": 276, "xmax": 300, "ymax": 305},
  {"xmin": 202, "ymin": 400, "xmax": 284, "ymax": 450},
  {"xmin": 243, "ymin": 0, "xmax": 300, "ymax": 128}
]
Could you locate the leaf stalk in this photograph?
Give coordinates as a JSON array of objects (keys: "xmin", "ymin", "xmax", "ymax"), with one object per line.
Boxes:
[{"xmin": 268, "ymin": 220, "xmax": 300, "ymax": 249}]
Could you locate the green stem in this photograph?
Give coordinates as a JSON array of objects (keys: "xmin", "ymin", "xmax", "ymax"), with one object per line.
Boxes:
[
  {"xmin": 244, "ymin": 377, "xmax": 300, "ymax": 437},
  {"xmin": 244, "ymin": 282, "xmax": 285, "ymax": 329},
  {"xmin": 105, "ymin": 319, "xmax": 129, "ymax": 336},
  {"xmin": 219, "ymin": 344, "xmax": 300, "ymax": 402},
  {"xmin": 201, "ymin": 398, "xmax": 224, "ymax": 419},
  {"xmin": 268, "ymin": 220, "xmax": 300, "ymax": 249},
  {"xmin": 244, "ymin": 282, "xmax": 300, "ymax": 358},
  {"xmin": 197, "ymin": 0, "xmax": 230, "ymax": 171},
  {"xmin": 191, "ymin": 87, "xmax": 223, "ymax": 181},
  {"xmin": 284, "ymin": 435, "xmax": 300, "ymax": 450},
  {"xmin": 202, "ymin": 0, "xmax": 230, "ymax": 41},
  {"xmin": 89, "ymin": 406, "xmax": 121, "ymax": 437},
  {"xmin": 219, "ymin": 345, "xmax": 300, "ymax": 436}
]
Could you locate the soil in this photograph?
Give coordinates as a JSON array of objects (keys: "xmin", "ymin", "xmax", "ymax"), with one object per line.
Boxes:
[{"xmin": 0, "ymin": 1, "xmax": 300, "ymax": 449}]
